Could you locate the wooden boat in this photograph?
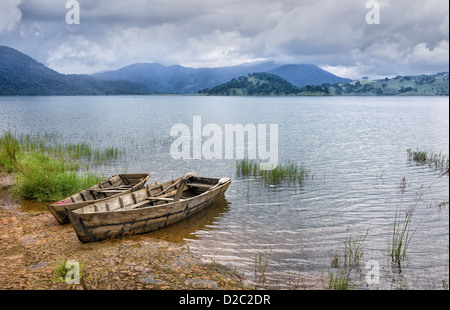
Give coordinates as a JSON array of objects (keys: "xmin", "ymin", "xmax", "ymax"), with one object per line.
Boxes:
[
  {"xmin": 47, "ymin": 173, "xmax": 150, "ymax": 224},
  {"xmin": 66, "ymin": 173, "xmax": 231, "ymax": 243}
]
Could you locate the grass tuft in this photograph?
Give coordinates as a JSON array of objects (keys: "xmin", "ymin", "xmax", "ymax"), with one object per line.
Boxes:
[
  {"xmin": 0, "ymin": 131, "xmax": 20, "ymax": 172},
  {"xmin": 1, "ymin": 130, "xmax": 117, "ymax": 202},
  {"xmin": 388, "ymin": 176, "xmax": 432, "ymax": 266},
  {"xmin": 236, "ymin": 158, "xmax": 311, "ymax": 185},
  {"xmin": 407, "ymin": 148, "xmax": 449, "ymax": 172}
]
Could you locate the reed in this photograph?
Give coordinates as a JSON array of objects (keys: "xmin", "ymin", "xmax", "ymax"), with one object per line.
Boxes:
[
  {"xmin": 93, "ymin": 146, "xmax": 123, "ymax": 164},
  {"xmin": 0, "ymin": 131, "xmax": 20, "ymax": 172},
  {"xmin": 13, "ymin": 151, "xmax": 104, "ymax": 202},
  {"xmin": 327, "ymin": 269, "xmax": 351, "ymax": 290},
  {"xmin": 342, "ymin": 228, "xmax": 368, "ymax": 269},
  {"xmin": 407, "ymin": 148, "xmax": 449, "ymax": 172},
  {"xmin": 10, "ymin": 131, "xmax": 125, "ymax": 165},
  {"xmin": 62, "ymin": 142, "xmax": 93, "ymax": 159},
  {"xmin": 388, "ymin": 177, "xmax": 427, "ymax": 266},
  {"xmin": 388, "ymin": 200, "xmax": 422, "ymax": 265},
  {"xmin": 253, "ymin": 250, "xmax": 272, "ymax": 289},
  {"xmin": 407, "ymin": 148, "xmax": 427, "ymax": 162},
  {"xmin": 1, "ymin": 130, "xmax": 111, "ymax": 202},
  {"xmin": 326, "ymin": 228, "xmax": 368, "ymax": 289},
  {"xmin": 427, "ymin": 151, "xmax": 449, "ymax": 172},
  {"xmin": 236, "ymin": 158, "xmax": 310, "ymax": 185}
]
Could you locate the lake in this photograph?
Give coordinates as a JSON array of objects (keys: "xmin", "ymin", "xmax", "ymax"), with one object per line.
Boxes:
[{"xmin": 1, "ymin": 95, "xmax": 448, "ymax": 289}]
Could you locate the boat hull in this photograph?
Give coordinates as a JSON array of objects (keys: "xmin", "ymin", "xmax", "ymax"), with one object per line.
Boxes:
[
  {"xmin": 67, "ymin": 177, "xmax": 231, "ymax": 243},
  {"xmin": 47, "ymin": 174, "xmax": 150, "ymax": 224}
]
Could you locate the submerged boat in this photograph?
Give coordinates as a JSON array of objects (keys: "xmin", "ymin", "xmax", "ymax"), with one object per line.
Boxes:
[
  {"xmin": 48, "ymin": 173, "xmax": 150, "ymax": 224},
  {"xmin": 66, "ymin": 173, "xmax": 231, "ymax": 243}
]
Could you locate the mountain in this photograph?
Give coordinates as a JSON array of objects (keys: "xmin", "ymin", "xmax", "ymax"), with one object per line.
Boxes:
[
  {"xmin": 200, "ymin": 71, "xmax": 449, "ymax": 96},
  {"xmin": 199, "ymin": 72, "xmax": 301, "ymax": 96},
  {"xmin": 92, "ymin": 61, "xmax": 350, "ymax": 94},
  {"xmin": 268, "ymin": 64, "xmax": 351, "ymax": 87},
  {"xmin": 0, "ymin": 46, "xmax": 152, "ymax": 96}
]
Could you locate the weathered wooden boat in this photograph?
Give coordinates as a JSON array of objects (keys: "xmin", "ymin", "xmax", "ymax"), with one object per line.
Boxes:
[
  {"xmin": 66, "ymin": 173, "xmax": 232, "ymax": 243},
  {"xmin": 47, "ymin": 173, "xmax": 150, "ymax": 224}
]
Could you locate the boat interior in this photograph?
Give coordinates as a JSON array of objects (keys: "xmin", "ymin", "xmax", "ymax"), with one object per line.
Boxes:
[
  {"xmin": 76, "ymin": 176, "xmax": 229, "ymax": 214},
  {"xmin": 68, "ymin": 174, "xmax": 149, "ymax": 203}
]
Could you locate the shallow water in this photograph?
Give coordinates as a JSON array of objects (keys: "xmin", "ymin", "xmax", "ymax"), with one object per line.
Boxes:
[{"xmin": 1, "ymin": 95, "xmax": 448, "ymax": 289}]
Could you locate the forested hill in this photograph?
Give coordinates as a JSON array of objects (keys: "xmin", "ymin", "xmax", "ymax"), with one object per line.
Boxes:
[
  {"xmin": 326, "ymin": 72, "xmax": 449, "ymax": 96},
  {"xmin": 199, "ymin": 72, "xmax": 449, "ymax": 96},
  {"xmin": 198, "ymin": 73, "xmax": 301, "ymax": 96},
  {"xmin": 0, "ymin": 46, "xmax": 152, "ymax": 96}
]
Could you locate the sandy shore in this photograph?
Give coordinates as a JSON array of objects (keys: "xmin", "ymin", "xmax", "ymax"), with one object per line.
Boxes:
[{"xmin": 0, "ymin": 174, "xmax": 245, "ymax": 290}]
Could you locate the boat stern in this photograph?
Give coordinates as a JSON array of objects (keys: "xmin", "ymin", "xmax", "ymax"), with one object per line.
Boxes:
[
  {"xmin": 66, "ymin": 208, "xmax": 94, "ymax": 243},
  {"xmin": 47, "ymin": 203, "xmax": 70, "ymax": 225}
]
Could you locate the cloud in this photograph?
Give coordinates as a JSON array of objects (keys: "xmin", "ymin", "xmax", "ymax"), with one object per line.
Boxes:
[
  {"xmin": 439, "ymin": 13, "xmax": 449, "ymax": 35},
  {"xmin": 0, "ymin": 0, "xmax": 22, "ymax": 34},
  {"xmin": 408, "ymin": 40, "xmax": 449, "ymax": 66},
  {"xmin": 1, "ymin": 0, "xmax": 449, "ymax": 78},
  {"xmin": 45, "ymin": 37, "xmax": 118, "ymax": 74}
]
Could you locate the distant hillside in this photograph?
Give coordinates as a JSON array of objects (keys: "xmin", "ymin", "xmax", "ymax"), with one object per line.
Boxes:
[
  {"xmin": 306, "ymin": 72, "xmax": 449, "ymax": 96},
  {"xmin": 268, "ymin": 64, "xmax": 351, "ymax": 87},
  {"xmin": 198, "ymin": 73, "xmax": 301, "ymax": 96},
  {"xmin": 0, "ymin": 46, "xmax": 152, "ymax": 96},
  {"xmin": 200, "ymin": 71, "xmax": 449, "ymax": 96},
  {"xmin": 92, "ymin": 61, "xmax": 350, "ymax": 94},
  {"xmin": 2, "ymin": 45, "xmax": 446, "ymax": 97},
  {"xmin": 346, "ymin": 73, "xmax": 448, "ymax": 95}
]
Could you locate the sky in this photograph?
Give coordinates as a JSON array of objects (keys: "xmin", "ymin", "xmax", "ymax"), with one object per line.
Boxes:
[{"xmin": 0, "ymin": 0, "xmax": 448, "ymax": 79}]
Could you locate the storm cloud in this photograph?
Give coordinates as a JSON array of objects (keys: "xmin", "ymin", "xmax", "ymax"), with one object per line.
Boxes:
[{"xmin": 0, "ymin": 0, "xmax": 448, "ymax": 79}]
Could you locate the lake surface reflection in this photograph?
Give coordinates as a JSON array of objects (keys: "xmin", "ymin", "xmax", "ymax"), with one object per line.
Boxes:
[{"xmin": 1, "ymin": 95, "xmax": 448, "ymax": 289}]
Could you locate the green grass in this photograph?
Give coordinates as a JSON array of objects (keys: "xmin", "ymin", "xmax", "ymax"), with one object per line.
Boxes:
[
  {"xmin": 1, "ymin": 130, "xmax": 120, "ymax": 202},
  {"xmin": 10, "ymin": 132, "xmax": 124, "ymax": 164},
  {"xmin": 0, "ymin": 131, "xmax": 20, "ymax": 172},
  {"xmin": 236, "ymin": 158, "xmax": 311, "ymax": 185},
  {"xmin": 13, "ymin": 151, "xmax": 104, "ymax": 201},
  {"xmin": 59, "ymin": 142, "xmax": 93, "ymax": 159},
  {"xmin": 53, "ymin": 257, "xmax": 84, "ymax": 283},
  {"xmin": 407, "ymin": 148, "xmax": 449, "ymax": 172},
  {"xmin": 327, "ymin": 228, "xmax": 368, "ymax": 289},
  {"xmin": 407, "ymin": 148, "xmax": 427, "ymax": 162},
  {"xmin": 327, "ymin": 269, "xmax": 351, "ymax": 290},
  {"xmin": 388, "ymin": 202, "xmax": 419, "ymax": 265},
  {"xmin": 93, "ymin": 146, "xmax": 124, "ymax": 164},
  {"xmin": 342, "ymin": 228, "xmax": 368, "ymax": 269},
  {"xmin": 253, "ymin": 250, "xmax": 272, "ymax": 289},
  {"xmin": 388, "ymin": 176, "xmax": 428, "ymax": 266}
]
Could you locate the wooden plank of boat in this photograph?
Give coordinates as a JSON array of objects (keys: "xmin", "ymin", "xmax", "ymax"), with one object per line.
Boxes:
[
  {"xmin": 87, "ymin": 185, "xmax": 133, "ymax": 192},
  {"xmin": 66, "ymin": 173, "xmax": 232, "ymax": 243},
  {"xmin": 47, "ymin": 173, "xmax": 150, "ymax": 225},
  {"xmin": 87, "ymin": 190, "xmax": 130, "ymax": 194}
]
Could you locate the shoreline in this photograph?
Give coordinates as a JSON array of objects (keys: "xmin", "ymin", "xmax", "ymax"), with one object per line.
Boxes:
[{"xmin": 0, "ymin": 174, "xmax": 245, "ymax": 290}]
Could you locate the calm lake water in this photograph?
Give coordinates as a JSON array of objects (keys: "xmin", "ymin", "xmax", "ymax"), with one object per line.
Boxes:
[{"xmin": 1, "ymin": 95, "xmax": 448, "ymax": 289}]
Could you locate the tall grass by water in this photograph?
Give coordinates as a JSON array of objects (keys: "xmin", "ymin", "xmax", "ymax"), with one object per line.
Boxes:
[
  {"xmin": 407, "ymin": 148, "xmax": 449, "ymax": 172},
  {"xmin": 387, "ymin": 173, "xmax": 448, "ymax": 266},
  {"xmin": 388, "ymin": 190, "xmax": 420, "ymax": 266},
  {"xmin": 236, "ymin": 158, "xmax": 311, "ymax": 185},
  {"xmin": 327, "ymin": 228, "xmax": 368, "ymax": 290},
  {"xmin": 1, "ymin": 130, "xmax": 124, "ymax": 202},
  {"xmin": 14, "ymin": 132, "xmax": 124, "ymax": 164},
  {"xmin": 0, "ymin": 131, "xmax": 19, "ymax": 171}
]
